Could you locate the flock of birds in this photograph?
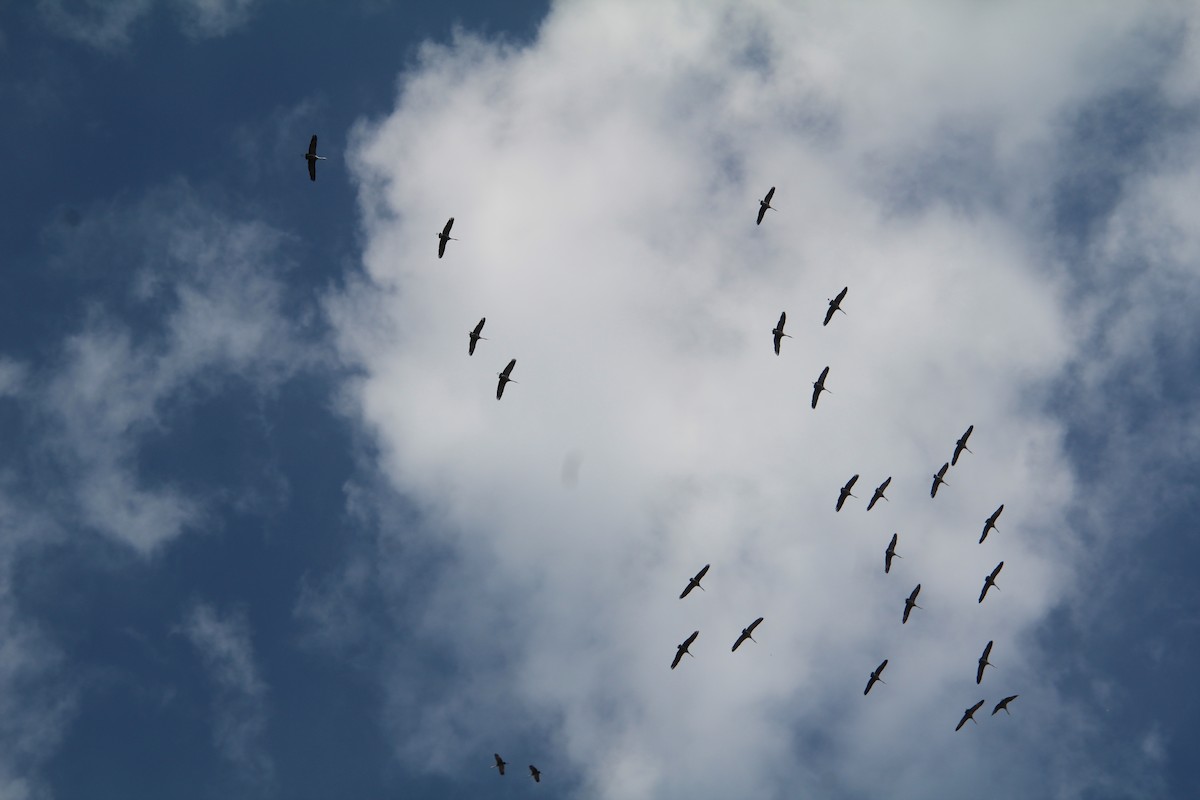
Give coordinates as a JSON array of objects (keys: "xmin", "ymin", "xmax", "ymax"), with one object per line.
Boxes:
[{"xmin": 303, "ymin": 143, "xmax": 1022, "ymax": 781}]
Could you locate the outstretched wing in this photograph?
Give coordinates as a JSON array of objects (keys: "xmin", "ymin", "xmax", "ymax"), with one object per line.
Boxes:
[
  {"xmin": 442, "ymin": 217, "xmax": 455, "ymax": 237},
  {"xmin": 823, "ymin": 303, "xmax": 836, "ymax": 326},
  {"xmin": 308, "ymin": 158, "xmax": 316, "ymax": 182},
  {"xmin": 308, "ymin": 135, "xmax": 318, "ymax": 156},
  {"xmin": 683, "ymin": 630, "xmax": 699, "ymax": 648},
  {"xmin": 501, "ymin": 358, "xmax": 516, "ymax": 378},
  {"xmin": 731, "ymin": 632, "xmax": 748, "ymax": 652},
  {"xmin": 834, "ymin": 286, "xmax": 848, "ymax": 305},
  {"xmin": 764, "ymin": 186, "xmax": 775, "ymax": 204},
  {"xmin": 990, "ymin": 561, "xmax": 1004, "ymax": 581}
]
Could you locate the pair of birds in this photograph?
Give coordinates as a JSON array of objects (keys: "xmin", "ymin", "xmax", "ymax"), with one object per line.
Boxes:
[
  {"xmin": 956, "ymin": 695, "xmax": 1020, "ymax": 730},
  {"xmin": 835, "ymin": 473, "xmax": 891, "ymax": 512},
  {"xmin": 897, "ymin": 561, "xmax": 1002, "ymax": 625},
  {"xmin": 930, "ymin": 424, "xmax": 975, "ymax": 498},
  {"xmin": 466, "ymin": 319, "xmax": 518, "ymax": 399},
  {"xmin": 674, "ymin": 565, "xmax": 763, "ymax": 668},
  {"xmin": 491, "ymin": 753, "xmax": 540, "ymax": 782}
]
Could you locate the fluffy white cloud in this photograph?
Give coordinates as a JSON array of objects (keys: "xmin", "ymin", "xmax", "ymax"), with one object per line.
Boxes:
[{"xmin": 322, "ymin": 1, "xmax": 1200, "ymax": 797}]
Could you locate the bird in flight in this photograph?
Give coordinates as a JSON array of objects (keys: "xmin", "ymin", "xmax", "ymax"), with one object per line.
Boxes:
[
  {"xmin": 930, "ymin": 462, "xmax": 950, "ymax": 498},
  {"xmin": 836, "ymin": 474, "xmax": 859, "ymax": 512},
  {"xmin": 437, "ymin": 217, "xmax": 457, "ymax": 258},
  {"xmin": 492, "ymin": 753, "xmax": 507, "ymax": 776},
  {"xmin": 496, "ymin": 358, "xmax": 517, "ymax": 400},
  {"xmin": 529, "ymin": 765, "xmax": 541, "ymax": 783},
  {"xmin": 731, "ymin": 617, "xmax": 764, "ymax": 652},
  {"xmin": 757, "ymin": 186, "xmax": 775, "ymax": 225},
  {"xmin": 468, "ymin": 318, "xmax": 487, "ymax": 356},
  {"xmin": 976, "ymin": 640, "xmax": 994, "ymax": 684},
  {"xmin": 956, "ymin": 699, "xmax": 986, "ymax": 731},
  {"xmin": 952, "ymin": 425, "xmax": 974, "ymax": 466},
  {"xmin": 812, "ymin": 366, "xmax": 831, "ymax": 409},
  {"xmin": 304, "ymin": 134, "xmax": 326, "ymax": 182},
  {"xmin": 772, "ymin": 312, "xmax": 791, "ymax": 355},
  {"xmin": 671, "ymin": 630, "xmax": 700, "ymax": 669},
  {"xmin": 992, "ymin": 695, "xmax": 1019, "ymax": 716},
  {"xmin": 902, "ymin": 584, "xmax": 922, "ymax": 624},
  {"xmin": 823, "ymin": 287, "xmax": 848, "ymax": 326},
  {"xmin": 864, "ymin": 658, "xmax": 888, "ymax": 695},
  {"xmin": 867, "ymin": 476, "xmax": 891, "ymax": 511},
  {"xmin": 884, "ymin": 533, "xmax": 901, "ymax": 574},
  {"xmin": 979, "ymin": 504, "xmax": 1004, "ymax": 544},
  {"xmin": 978, "ymin": 562, "xmax": 1004, "ymax": 604},
  {"xmin": 679, "ymin": 564, "xmax": 710, "ymax": 599}
]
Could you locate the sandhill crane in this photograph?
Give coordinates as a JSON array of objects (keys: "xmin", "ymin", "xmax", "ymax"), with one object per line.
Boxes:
[
  {"xmin": 437, "ymin": 217, "xmax": 457, "ymax": 258},
  {"xmin": 496, "ymin": 358, "xmax": 517, "ymax": 400},
  {"xmin": 979, "ymin": 504, "xmax": 1004, "ymax": 544},
  {"xmin": 492, "ymin": 753, "xmax": 507, "ymax": 775},
  {"xmin": 671, "ymin": 630, "xmax": 699, "ymax": 669},
  {"xmin": 468, "ymin": 318, "xmax": 487, "ymax": 356},
  {"xmin": 756, "ymin": 186, "xmax": 775, "ymax": 225},
  {"xmin": 823, "ymin": 287, "xmax": 848, "ymax": 326},
  {"xmin": 992, "ymin": 694, "xmax": 1019, "ymax": 715},
  {"xmin": 956, "ymin": 699, "xmax": 986, "ymax": 731},
  {"xmin": 884, "ymin": 533, "xmax": 901, "ymax": 574},
  {"xmin": 304, "ymin": 135, "xmax": 326, "ymax": 182},
  {"xmin": 732, "ymin": 617, "xmax": 763, "ymax": 652},
  {"xmin": 836, "ymin": 474, "xmax": 859, "ymax": 512},
  {"xmin": 529, "ymin": 765, "xmax": 541, "ymax": 783},
  {"xmin": 812, "ymin": 366, "xmax": 831, "ymax": 409},
  {"xmin": 867, "ymin": 477, "xmax": 891, "ymax": 511},
  {"xmin": 979, "ymin": 562, "xmax": 1003, "ymax": 604},
  {"xmin": 902, "ymin": 584, "xmax": 922, "ymax": 624},
  {"xmin": 976, "ymin": 640, "xmax": 994, "ymax": 684},
  {"xmin": 772, "ymin": 312, "xmax": 791, "ymax": 355},
  {"xmin": 679, "ymin": 564, "xmax": 710, "ymax": 599},
  {"xmin": 930, "ymin": 462, "xmax": 950, "ymax": 498},
  {"xmin": 952, "ymin": 425, "xmax": 974, "ymax": 466},
  {"xmin": 864, "ymin": 658, "xmax": 888, "ymax": 695}
]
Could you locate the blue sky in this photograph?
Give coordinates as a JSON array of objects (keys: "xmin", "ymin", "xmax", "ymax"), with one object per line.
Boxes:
[{"xmin": 2, "ymin": 2, "xmax": 1199, "ymax": 799}]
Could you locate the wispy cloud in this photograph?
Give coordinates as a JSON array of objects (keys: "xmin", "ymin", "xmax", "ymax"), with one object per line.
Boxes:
[{"xmin": 37, "ymin": 0, "xmax": 258, "ymax": 52}]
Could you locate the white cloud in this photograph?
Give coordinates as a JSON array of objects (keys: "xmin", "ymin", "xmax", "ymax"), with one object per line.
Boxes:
[
  {"xmin": 37, "ymin": 0, "xmax": 257, "ymax": 51},
  {"xmin": 315, "ymin": 1, "xmax": 1200, "ymax": 797}
]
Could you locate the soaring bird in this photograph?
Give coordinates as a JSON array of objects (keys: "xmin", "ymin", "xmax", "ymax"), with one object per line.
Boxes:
[
  {"xmin": 529, "ymin": 765, "xmax": 542, "ymax": 783},
  {"xmin": 823, "ymin": 287, "xmax": 848, "ymax": 326},
  {"xmin": 671, "ymin": 630, "xmax": 699, "ymax": 669},
  {"xmin": 864, "ymin": 658, "xmax": 888, "ymax": 695},
  {"xmin": 979, "ymin": 504, "xmax": 1004, "ymax": 544},
  {"xmin": 930, "ymin": 462, "xmax": 950, "ymax": 498},
  {"xmin": 304, "ymin": 135, "xmax": 327, "ymax": 182},
  {"xmin": 976, "ymin": 640, "xmax": 994, "ymax": 684},
  {"xmin": 496, "ymin": 358, "xmax": 517, "ymax": 400},
  {"xmin": 679, "ymin": 564, "xmax": 710, "ymax": 599},
  {"xmin": 756, "ymin": 186, "xmax": 775, "ymax": 225},
  {"xmin": 732, "ymin": 617, "xmax": 764, "ymax": 652},
  {"xmin": 952, "ymin": 425, "xmax": 974, "ymax": 466},
  {"xmin": 492, "ymin": 753, "xmax": 507, "ymax": 776},
  {"xmin": 836, "ymin": 474, "xmax": 859, "ymax": 512},
  {"xmin": 884, "ymin": 533, "xmax": 901, "ymax": 574},
  {"xmin": 992, "ymin": 695, "xmax": 1019, "ymax": 716},
  {"xmin": 979, "ymin": 562, "xmax": 1004, "ymax": 604},
  {"xmin": 902, "ymin": 584, "xmax": 922, "ymax": 624},
  {"xmin": 771, "ymin": 312, "xmax": 791, "ymax": 355},
  {"xmin": 468, "ymin": 318, "xmax": 487, "ymax": 356},
  {"xmin": 867, "ymin": 476, "xmax": 892, "ymax": 511},
  {"xmin": 812, "ymin": 366, "xmax": 831, "ymax": 409},
  {"xmin": 956, "ymin": 699, "xmax": 986, "ymax": 731},
  {"xmin": 437, "ymin": 217, "xmax": 457, "ymax": 258}
]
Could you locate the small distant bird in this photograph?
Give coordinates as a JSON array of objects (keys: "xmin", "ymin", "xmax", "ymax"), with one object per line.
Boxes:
[
  {"xmin": 492, "ymin": 753, "xmax": 507, "ymax": 776},
  {"xmin": 731, "ymin": 617, "xmax": 763, "ymax": 652},
  {"xmin": 992, "ymin": 694, "xmax": 1019, "ymax": 715},
  {"xmin": 304, "ymin": 134, "xmax": 326, "ymax": 182},
  {"xmin": 867, "ymin": 476, "xmax": 892, "ymax": 511},
  {"xmin": 956, "ymin": 699, "xmax": 986, "ymax": 731},
  {"xmin": 468, "ymin": 318, "xmax": 487, "ymax": 356},
  {"xmin": 884, "ymin": 533, "xmax": 901, "ymax": 574},
  {"xmin": 902, "ymin": 584, "xmax": 922, "ymax": 624},
  {"xmin": 671, "ymin": 630, "xmax": 699, "ymax": 669},
  {"xmin": 756, "ymin": 186, "xmax": 775, "ymax": 225},
  {"xmin": 811, "ymin": 366, "xmax": 831, "ymax": 409},
  {"xmin": 979, "ymin": 504, "xmax": 1004, "ymax": 544},
  {"xmin": 496, "ymin": 358, "xmax": 517, "ymax": 400},
  {"xmin": 772, "ymin": 312, "xmax": 791, "ymax": 355},
  {"xmin": 836, "ymin": 474, "xmax": 859, "ymax": 512},
  {"xmin": 930, "ymin": 462, "xmax": 950, "ymax": 498},
  {"xmin": 823, "ymin": 287, "xmax": 848, "ymax": 326},
  {"xmin": 529, "ymin": 765, "xmax": 541, "ymax": 783},
  {"xmin": 976, "ymin": 640, "xmax": 994, "ymax": 684},
  {"xmin": 979, "ymin": 562, "xmax": 1004, "ymax": 604},
  {"xmin": 437, "ymin": 217, "xmax": 457, "ymax": 258},
  {"xmin": 679, "ymin": 564, "xmax": 710, "ymax": 599},
  {"xmin": 864, "ymin": 658, "xmax": 888, "ymax": 695},
  {"xmin": 952, "ymin": 425, "xmax": 974, "ymax": 466}
]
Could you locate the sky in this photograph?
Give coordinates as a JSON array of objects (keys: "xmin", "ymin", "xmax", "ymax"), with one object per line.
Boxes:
[{"xmin": 1, "ymin": 1, "xmax": 1199, "ymax": 798}]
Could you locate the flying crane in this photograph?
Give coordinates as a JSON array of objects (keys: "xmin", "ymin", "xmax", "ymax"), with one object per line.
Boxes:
[
  {"xmin": 930, "ymin": 462, "xmax": 950, "ymax": 498},
  {"xmin": 976, "ymin": 640, "xmax": 994, "ymax": 684},
  {"xmin": 902, "ymin": 584, "xmax": 922, "ymax": 624},
  {"xmin": 956, "ymin": 699, "xmax": 986, "ymax": 731},
  {"xmin": 671, "ymin": 630, "xmax": 700, "ymax": 669},
  {"xmin": 864, "ymin": 658, "xmax": 888, "ymax": 695},
  {"xmin": 772, "ymin": 312, "xmax": 791, "ymax": 355},
  {"xmin": 811, "ymin": 366, "xmax": 831, "ymax": 409},
  {"xmin": 823, "ymin": 287, "xmax": 848, "ymax": 326},
  {"xmin": 756, "ymin": 186, "xmax": 775, "ymax": 225},
  {"xmin": 468, "ymin": 318, "xmax": 487, "ymax": 356},
  {"xmin": 992, "ymin": 695, "xmax": 1019, "ymax": 715},
  {"xmin": 884, "ymin": 533, "xmax": 901, "ymax": 574},
  {"xmin": 836, "ymin": 474, "xmax": 859, "ymax": 512},
  {"xmin": 979, "ymin": 504, "xmax": 1004, "ymax": 544},
  {"xmin": 492, "ymin": 753, "xmax": 507, "ymax": 776},
  {"xmin": 304, "ymin": 135, "xmax": 326, "ymax": 182},
  {"xmin": 731, "ymin": 617, "xmax": 764, "ymax": 652},
  {"xmin": 496, "ymin": 358, "xmax": 517, "ymax": 400},
  {"xmin": 978, "ymin": 562, "xmax": 1004, "ymax": 604},
  {"xmin": 952, "ymin": 425, "xmax": 974, "ymax": 466},
  {"xmin": 437, "ymin": 217, "xmax": 457, "ymax": 258},
  {"xmin": 529, "ymin": 765, "xmax": 542, "ymax": 783},
  {"xmin": 867, "ymin": 477, "xmax": 891, "ymax": 511},
  {"xmin": 679, "ymin": 564, "xmax": 710, "ymax": 599}
]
